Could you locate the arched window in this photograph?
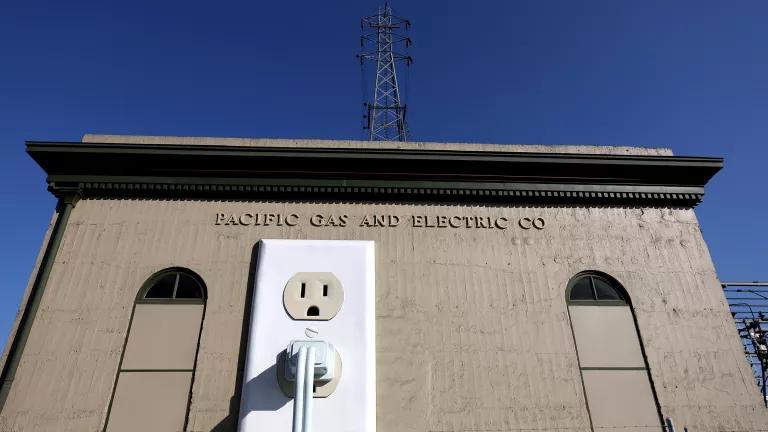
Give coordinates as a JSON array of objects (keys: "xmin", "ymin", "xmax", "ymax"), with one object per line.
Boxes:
[
  {"xmin": 566, "ymin": 272, "xmax": 661, "ymax": 431},
  {"xmin": 142, "ymin": 271, "xmax": 205, "ymax": 300},
  {"xmin": 567, "ymin": 273, "xmax": 626, "ymax": 303},
  {"xmin": 105, "ymin": 268, "xmax": 207, "ymax": 432}
]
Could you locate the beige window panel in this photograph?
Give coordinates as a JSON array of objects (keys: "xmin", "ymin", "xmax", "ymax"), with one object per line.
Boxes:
[
  {"xmin": 569, "ymin": 305, "xmax": 645, "ymax": 368},
  {"xmin": 121, "ymin": 304, "xmax": 204, "ymax": 370},
  {"xmin": 581, "ymin": 369, "xmax": 660, "ymax": 431},
  {"xmin": 107, "ymin": 371, "xmax": 193, "ymax": 432}
]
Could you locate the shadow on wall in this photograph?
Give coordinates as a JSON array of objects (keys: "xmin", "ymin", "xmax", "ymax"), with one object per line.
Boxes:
[
  {"xmin": 241, "ymin": 359, "xmax": 291, "ymax": 411},
  {"xmin": 210, "ymin": 242, "xmax": 289, "ymax": 432}
]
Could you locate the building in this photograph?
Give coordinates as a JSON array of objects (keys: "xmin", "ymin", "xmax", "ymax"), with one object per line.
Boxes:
[{"xmin": 0, "ymin": 134, "xmax": 765, "ymax": 431}]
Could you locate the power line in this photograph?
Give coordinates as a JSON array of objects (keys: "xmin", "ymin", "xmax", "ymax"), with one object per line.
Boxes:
[{"xmin": 723, "ymin": 282, "xmax": 768, "ymax": 407}]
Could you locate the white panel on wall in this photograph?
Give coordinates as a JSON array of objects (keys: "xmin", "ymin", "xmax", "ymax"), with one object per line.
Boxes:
[{"xmin": 238, "ymin": 240, "xmax": 376, "ymax": 432}]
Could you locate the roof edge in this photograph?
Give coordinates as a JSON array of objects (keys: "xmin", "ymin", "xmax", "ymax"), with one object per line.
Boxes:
[
  {"xmin": 27, "ymin": 139, "xmax": 721, "ymax": 208},
  {"xmin": 81, "ymin": 134, "xmax": 676, "ymax": 157}
]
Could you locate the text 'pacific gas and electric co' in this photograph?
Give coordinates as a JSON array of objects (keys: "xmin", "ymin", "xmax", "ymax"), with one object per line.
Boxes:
[{"xmin": 214, "ymin": 213, "xmax": 545, "ymax": 230}]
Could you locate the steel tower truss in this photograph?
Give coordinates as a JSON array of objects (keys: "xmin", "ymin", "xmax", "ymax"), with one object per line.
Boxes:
[
  {"xmin": 358, "ymin": 2, "xmax": 413, "ymax": 141},
  {"xmin": 723, "ymin": 282, "xmax": 768, "ymax": 407}
]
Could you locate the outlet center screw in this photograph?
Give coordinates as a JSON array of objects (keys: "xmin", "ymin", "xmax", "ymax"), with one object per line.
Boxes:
[{"xmin": 305, "ymin": 326, "xmax": 320, "ymax": 338}]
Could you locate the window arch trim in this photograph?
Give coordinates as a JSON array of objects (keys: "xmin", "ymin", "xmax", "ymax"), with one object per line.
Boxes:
[
  {"xmin": 566, "ymin": 271, "xmax": 629, "ymax": 306},
  {"xmin": 136, "ymin": 267, "xmax": 207, "ymax": 305}
]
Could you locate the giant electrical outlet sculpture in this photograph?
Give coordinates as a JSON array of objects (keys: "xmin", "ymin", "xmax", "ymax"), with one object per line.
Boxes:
[{"xmin": 239, "ymin": 240, "xmax": 376, "ymax": 432}]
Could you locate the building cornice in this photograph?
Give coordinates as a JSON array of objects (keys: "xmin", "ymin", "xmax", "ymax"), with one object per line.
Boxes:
[{"xmin": 26, "ymin": 140, "xmax": 723, "ymax": 207}]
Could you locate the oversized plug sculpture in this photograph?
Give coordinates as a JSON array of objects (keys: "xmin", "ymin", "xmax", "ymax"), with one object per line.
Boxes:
[
  {"xmin": 238, "ymin": 240, "xmax": 375, "ymax": 432},
  {"xmin": 284, "ymin": 341, "xmax": 337, "ymax": 432}
]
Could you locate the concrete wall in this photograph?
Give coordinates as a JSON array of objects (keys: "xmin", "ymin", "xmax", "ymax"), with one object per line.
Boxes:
[{"xmin": 1, "ymin": 199, "xmax": 765, "ymax": 431}]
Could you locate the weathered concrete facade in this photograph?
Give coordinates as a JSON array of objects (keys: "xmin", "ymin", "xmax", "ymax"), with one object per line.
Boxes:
[{"xmin": 1, "ymin": 136, "xmax": 765, "ymax": 431}]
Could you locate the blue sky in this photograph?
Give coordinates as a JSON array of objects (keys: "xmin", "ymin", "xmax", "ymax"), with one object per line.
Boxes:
[{"xmin": 0, "ymin": 0, "xmax": 766, "ymax": 345}]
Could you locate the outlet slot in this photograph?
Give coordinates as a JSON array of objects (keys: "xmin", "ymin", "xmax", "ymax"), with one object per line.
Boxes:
[{"xmin": 283, "ymin": 272, "xmax": 344, "ymax": 321}]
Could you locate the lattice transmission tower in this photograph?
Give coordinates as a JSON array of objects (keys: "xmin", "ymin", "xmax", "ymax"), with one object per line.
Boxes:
[{"xmin": 358, "ymin": 2, "xmax": 413, "ymax": 141}]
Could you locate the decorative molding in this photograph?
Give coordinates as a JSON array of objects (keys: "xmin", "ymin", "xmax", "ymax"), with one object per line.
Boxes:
[
  {"xmin": 47, "ymin": 180, "xmax": 706, "ymax": 206},
  {"xmin": 28, "ymin": 141, "xmax": 722, "ymax": 207}
]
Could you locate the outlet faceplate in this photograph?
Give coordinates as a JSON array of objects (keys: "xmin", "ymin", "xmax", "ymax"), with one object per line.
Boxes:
[
  {"xmin": 283, "ymin": 272, "xmax": 344, "ymax": 320},
  {"xmin": 239, "ymin": 240, "xmax": 376, "ymax": 432}
]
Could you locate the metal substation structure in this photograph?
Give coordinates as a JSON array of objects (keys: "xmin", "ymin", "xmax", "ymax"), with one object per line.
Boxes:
[
  {"xmin": 723, "ymin": 282, "xmax": 768, "ymax": 407},
  {"xmin": 358, "ymin": 2, "xmax": 413, "ymax": 141}
]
